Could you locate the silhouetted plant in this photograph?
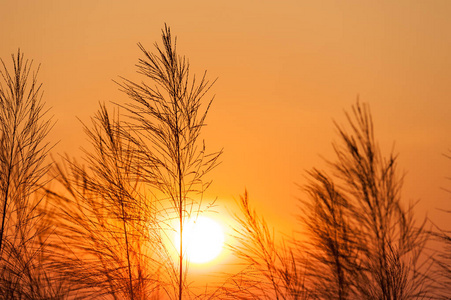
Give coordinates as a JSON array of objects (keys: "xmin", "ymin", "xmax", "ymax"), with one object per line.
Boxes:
[
  {"xmin": 47, "ymin": 105, "xmax": 164, "ymax": 299},
  {"xmin": 300, "ymin": 101, "xmax": 432, "ymax": 299},
  {"xmin": 299, "ymin": 170, "xmax": 357, "ymax": 299},
  {"xmin": 117, "ymin": 24, "xmax": 222, "ymax": 299},
  {"xmin": 226, "ymin": 191, "xmax": 311, "ymax": 300},
  {"xmin": 430, "ymin": 150, "xmax": 451, "ymax": 299},
  {"xmin": 0, "ymin": 50, "xmax": 59, "ymax": 298},
  {"xmin": 47, "ymin": 25, "xmax": 221, "ymax": 299},
  {"xmin": 230, "ymin": 101, "xmax": 433, "ymax": 300}
]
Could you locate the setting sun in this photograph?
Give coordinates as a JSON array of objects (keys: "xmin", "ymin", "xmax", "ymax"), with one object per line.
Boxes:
[{"xmin": 175, "ymin": 216, "xmax": 225, "ymax": 264}]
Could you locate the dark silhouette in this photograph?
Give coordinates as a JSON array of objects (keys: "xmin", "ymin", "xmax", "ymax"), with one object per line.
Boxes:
[
  {"xmin": 0, "ymin": 50, "xmax": 58, "ymax": 298},
  {"xmin": 301, "ymin": 101, "xmax": 433, "ymax": 299},
  {"xmin": 47, "ymin": 106, "xmax": 162, "ymax": 299},
  {"xmin": 46, "ymin": 25, "xmax": 222, "ymax": 299},
  {"xmin": 430, "ymin": 150, "xmax": 451, "ymax": 299},
  {"xmin": 227, "ymin": 191, "xmax": 310, "ymax": 299},
  {"xmin": 230, "ymin": 101, "xmax": 434, "ymax": 299},
  {"xmin": 300, "ymin": 170, "xmax": 356, "ymax": 299},
  {"xmin": 117, "ymin": 24, "xmax": 222, "ymax": 299},
  {"xmin": 2, "ymin": 29, "xmax": 446, "ymax": 300}
]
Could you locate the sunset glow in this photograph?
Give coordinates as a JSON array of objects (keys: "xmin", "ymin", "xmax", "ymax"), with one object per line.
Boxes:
[
  {"xmin": 2, "ymin": 1, "xmax": 451, "ymax": 298},
  {"xmin": 174, "ymin": 216, "xmax": 224, "ymax": 264}
]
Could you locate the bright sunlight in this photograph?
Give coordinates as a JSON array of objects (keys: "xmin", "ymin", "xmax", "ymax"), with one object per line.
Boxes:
[{"xmin": 175, "ymin": 216, "xmax": 225, "ymax": 264}]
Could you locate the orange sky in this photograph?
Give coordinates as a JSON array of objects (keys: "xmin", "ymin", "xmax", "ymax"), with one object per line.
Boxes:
[{"xmin": 1, "ymin": 0, "xmax": 451, "ymax": 239}]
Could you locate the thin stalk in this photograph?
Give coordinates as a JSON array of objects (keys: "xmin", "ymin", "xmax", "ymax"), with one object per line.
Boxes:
[
  {"xmin": 120, "ymin": 200, "xmax": 134, "ymax": 300},
  {"xmin": 0, "ymin": 130, "xmax": 15, "ymax": 254},
  {"xmin": 0, "ymin": 64, "xmax": 19, "ymax": 254},
  {"xmin": 110, "ymin": 125, "xmax": 135, "ymax": 300},
  {"xmin": 175, "ymin": 80, "xmax": 183, "ymax": 300},
  {"xmin": 178, "ymin": 184, "xmax": 183, "ymax": 300}
]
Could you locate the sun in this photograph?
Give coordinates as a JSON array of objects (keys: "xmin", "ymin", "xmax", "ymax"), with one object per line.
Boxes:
[{"xmin": 174, "ymin": 216, "xmax": 225, "ymax": 264}]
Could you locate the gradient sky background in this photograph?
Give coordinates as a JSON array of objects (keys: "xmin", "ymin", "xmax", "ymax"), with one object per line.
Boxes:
[{"xmin": 1, "ymin": 1, "xmax": 451, "ymax": 237}]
